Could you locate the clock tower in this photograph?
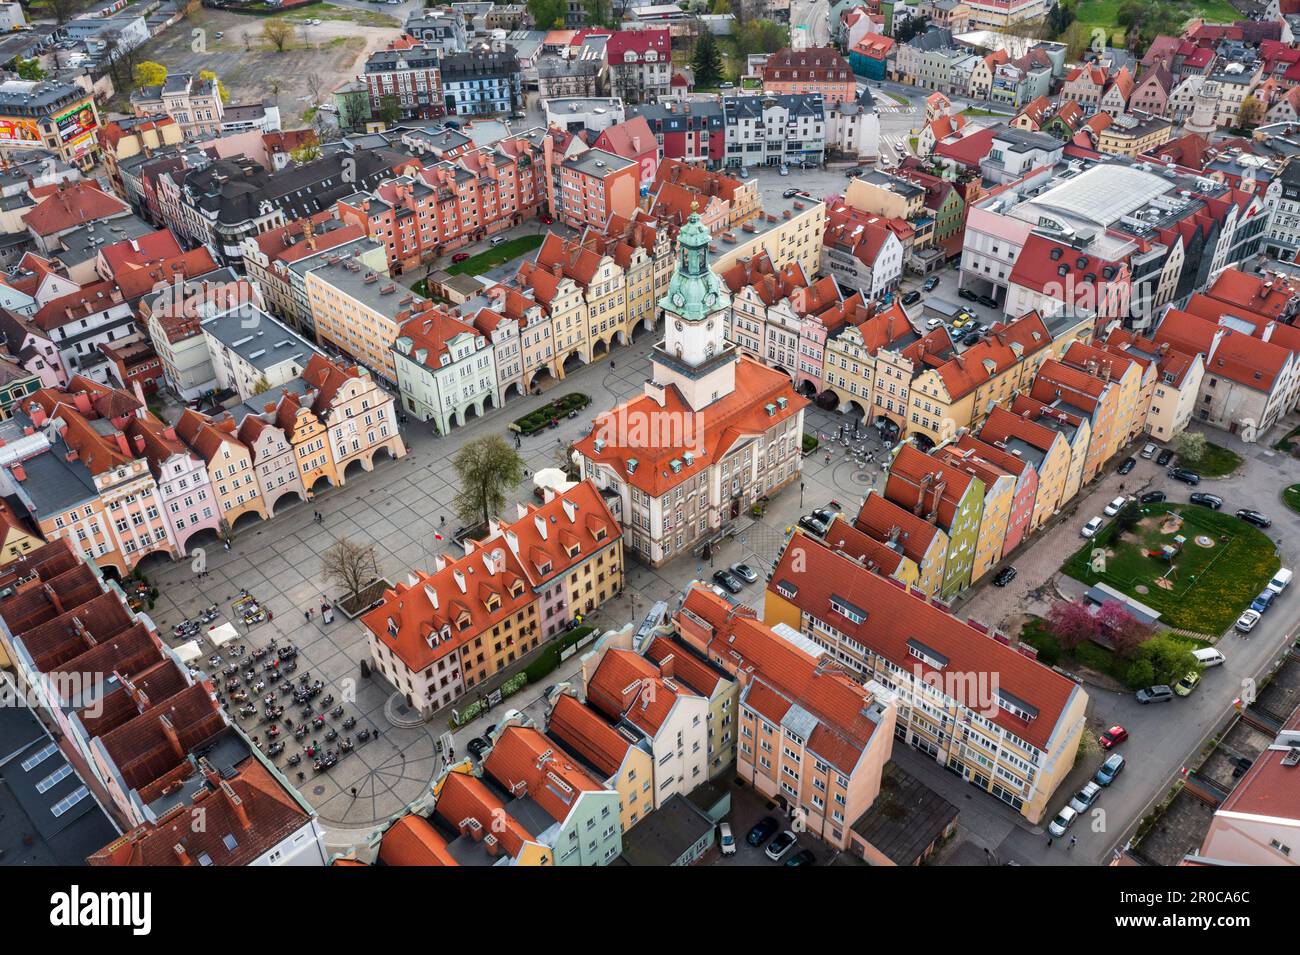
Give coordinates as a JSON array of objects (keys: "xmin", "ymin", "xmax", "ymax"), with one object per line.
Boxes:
[{"xmin": 651, "ymin": 210, "xmax": 737, "ymax": 411}]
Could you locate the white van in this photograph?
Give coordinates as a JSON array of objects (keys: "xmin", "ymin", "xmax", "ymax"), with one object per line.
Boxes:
[
  {"xmin": 1267, "ymin": 568, "xmax": 1292, "ymax": 595},
  {"xmin": 1192, "ymin": 648, "xmax": 1226, "ymax": 668}
]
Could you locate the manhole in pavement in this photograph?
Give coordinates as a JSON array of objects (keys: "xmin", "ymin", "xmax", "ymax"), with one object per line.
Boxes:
[
  {"xmin": 1134, "ymin": 584, "xmax": 1149, "ymax": 594},
  {"xmin": 313, "ymin": 786, "xmax": 326, "ymax": 796}
]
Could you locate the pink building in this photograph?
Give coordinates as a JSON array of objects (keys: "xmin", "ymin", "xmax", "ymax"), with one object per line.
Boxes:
[
  {"xmin": 125, "ymin": 415, "xmax": 222, "ymax": 555},
  {"xmin": 954, "ymin": 433, "xmax": 1038, "ymax": 558}
]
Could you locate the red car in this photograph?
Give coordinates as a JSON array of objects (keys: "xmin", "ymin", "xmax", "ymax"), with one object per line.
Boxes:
[
  {"xmin": 1099, "ymin": 725, "xmax": 1129, "ymax": 749},
  {"xmin": 451, "ymin": 252, "xmax": 471, "ymax": 263},
  {"xmin": 539, "ymin": 213, "xmax": 554, "ymax": 224}
]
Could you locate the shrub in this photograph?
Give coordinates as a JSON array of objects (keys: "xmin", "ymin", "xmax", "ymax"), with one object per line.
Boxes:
[
  {"xmin": 802, "ymin": 433, "xmax": 819, "ymax": 454},
  {"xmin": 1124, "ymin": 658, "xmax": 1155, "ymax": 689}
]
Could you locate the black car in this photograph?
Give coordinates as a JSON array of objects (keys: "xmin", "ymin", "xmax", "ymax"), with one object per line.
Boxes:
[
  {"xmin": 466, "ymin": 737, "xmax": 490, "ymax": 759},
  {"xmin": 1189, "ymin": 492, "xmax": 1222, "ymax": 510},
  {"xmin": 1139, "ymin": 491, "xmax": 1166, "ymax": 504},
  {"xmin": 902, "ymin": 290, "xmax": 922, "ymax": 306},
  {"xmin": 712, "ymin": 569, "xmax": 744, "ymax": 594},
  {"xmin": 993, "ymin": 566, "xmax": 1017, "ymax": 587},
  {"xmin": 797, "ymin": 515, "xmax": 828, "ymax": 536},
  {"xmin": 1168, "ymin": 467, "xmax": 1201, "ymax": 486},
  {"xmin": 1117, "ymin": 456, "xmax": 1136, "ymax": 475},
  {"xmin": 1155, "ymin": 448, "xmax": 1174, "ymax": 466},
  {"xmin": 747, "ymin": 816, "xmax": 779, "ymax": 846},
  {"xmin": 962, "ymin": 331, "xmax": 982, "ymax": 347},
  {"xmin": 845, "ymin": 167, "xmax": 864, "ymax": 178},
  {"xmin": 1236, "ymin": 508, "xmax": 1272, "ymax": 529},
  {"xmin": 977, "ymin": 294, "xmax": 998, "ymax": 309},
  {"xmin": 958, "ymin": 288, "xmax": 979, "ymax": 302},
  {"xmin": 923, "ymin": 276, "xmax": 940, "ymax": 292},
  {"xmin": 785, "ymin": 849, "xmax": 817, "ymax": 867}
]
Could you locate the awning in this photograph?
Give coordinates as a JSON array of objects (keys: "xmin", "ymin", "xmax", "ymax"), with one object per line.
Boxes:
[
  {"xmin": 175, "ymin": 640, "xmax": 202, "ymax": 665},
  {"xmin": 207, "ymin": 622, "xmax": 240, "ymax": 647}
]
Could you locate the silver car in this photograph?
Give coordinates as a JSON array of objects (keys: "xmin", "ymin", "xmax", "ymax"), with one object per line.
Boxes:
[{"xmin": 1068, "ymin": 782, "xmax": 1102, "ymax": 814}]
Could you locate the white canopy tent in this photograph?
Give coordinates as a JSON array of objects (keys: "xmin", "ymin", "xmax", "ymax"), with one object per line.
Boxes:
[
  {"xmin": 175, "ymin": 640, "xmax": 202, "ymax": 665},
  {"xmin": 207, "ymin": 622, "xmax": 240, "ymax": 647}
]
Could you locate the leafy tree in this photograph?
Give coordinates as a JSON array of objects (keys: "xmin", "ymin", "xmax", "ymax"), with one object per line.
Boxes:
[
  {"xmin": 894, "ymin": 15, "xmax": 929, "ymax": 44},
  {"xmin": 16, "ymin": 58, "xmax": 45, "ymax": 81},
  {"xmin": 734, "ymin": 19, "xmax": 788, "ymax": 56},
  {"xmin": 1047, "ymin": 0, "xmax": 1076, "ymax": 36},
  {"xmin": 134, "ymin": 61, "xmax": 167, "ymax": 89},
  {"xmin": 378, "ymin": 94, "xmax": 401, "ymax": 126},
  {"xmin": 1237, "ymin": 95, "xmax": 1265, "ymax": 130},
  {"xmin": 199, "ymin": 70, "xmax": 230, "ymax": 105},
  {"xmin": 710, "ymin": 0, "xmax": 731, "ymax": 12},
  {"xmin": 1133, "ymin": 633, "xmax": 1197, "ymax": 685},
  {"xmin": 47, "ymin": 0, "xmax": 79, "ymax": 25},
  {"xmin": 251, "ymin": 375, "xmax": 272, "ymax": 395},
  {"xmin": 322, "ymin": 538, "xmax": 382, "ymax": 606},
  {"xmin": 262, "ymin": 19, "xmax": 294, "ymax": 52},
  {"xmin": 453, "ymin": 434, "xmax": 525, "ymax": 528},
  {"xmin": 692, "ymin": 30, "xmax": 725, "ymax": 88},
  {"xmin": 584, "ymin": 0, "xmax": 612, "ymax": 27},
  {"xmin": 1174, "ymin": 430, "xmax": 1206, "ymax": 465},
  {"xmin": 1095, "ymin": 601, "xmax": 1152, "ymax": 658},
  {"xmin": 1046, "ymin": 600, "xmax": 1099, "ymax": 651},
  {"xmin": 527, "ymin": 0, "xmax": 567, "ymax": 29},
  {"xmin": 1116, "ymin": 499, "xmax": 1143, "ymax": 534},
  {"xmin": 1124, "ymin": 657, "xmax": 1155, "ymax": 689},
  {"xmin": 289, "ymin": 132, "xmax": 322, "ymax": 164}
]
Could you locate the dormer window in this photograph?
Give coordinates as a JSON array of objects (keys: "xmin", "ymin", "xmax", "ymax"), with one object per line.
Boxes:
[{"xmin": 564, "ymin": 542, "xmax": 579, "ymax": 558}]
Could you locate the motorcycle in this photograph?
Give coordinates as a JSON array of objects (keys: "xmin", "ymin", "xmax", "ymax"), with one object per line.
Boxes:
[
  {"xmin": 267, "ymin": 741, "xmax": 284, "ymax": 757},
  {"xmin": 330, "ymin": 705, "xmax": 344, "ymax": 719},
  {"xmin": 342, "ymin": 717, "xmax": 356, "ymax": 730}
]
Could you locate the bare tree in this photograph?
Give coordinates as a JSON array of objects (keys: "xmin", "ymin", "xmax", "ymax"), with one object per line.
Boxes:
[
  {"xmin": 262, "ymin": 20, "xmax": 294, "ymax": 53},
  {"xmin": 322, "ymin": 538, "xmax": 382, "ymax": 606}
]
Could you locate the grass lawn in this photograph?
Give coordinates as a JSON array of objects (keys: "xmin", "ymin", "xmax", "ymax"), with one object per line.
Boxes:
[
  {"xmin": 1185, "ymin": 440, "xmax": 1242, "ymax": 477},
  {"xmin": 962, "ymin": 107, "xmax": 1004, "ymax": 117},
  {"xmin": 446, "ymin": 235, "xmax": 544, "ymax": 276},
  {"xmin": 1274, "ymin": 425, "xmax": 1300, "ymax": 452},
  {"xmin": 1072, "ymin": 0, "xmax": 1240, "ymax": 45},
  {"xmin": 1285, "ymin": 485, "xmax": 1300, "ymax": 515},
  {"xmin": 1062, "ymin": 504, "xmax": 1279, "ymax": 635}
]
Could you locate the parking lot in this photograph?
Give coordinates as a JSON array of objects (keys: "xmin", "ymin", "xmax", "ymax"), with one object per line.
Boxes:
[{"xmin": 698, "ymin": 781, "xmax": 862, "ymax": 867}]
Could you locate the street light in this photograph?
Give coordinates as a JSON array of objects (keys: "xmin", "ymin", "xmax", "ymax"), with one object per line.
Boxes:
[{"xmin": 800, "ymin": 481, "xmax": 805, "ymax": 508}]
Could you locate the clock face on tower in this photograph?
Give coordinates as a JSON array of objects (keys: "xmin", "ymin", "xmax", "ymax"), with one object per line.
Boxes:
[
  {"xmin": 672, "ymin": 292, "xmax": 685, "ymax": 308},
  {"xmin": 705, "ymin": 292, "xmax": 717, "ymax": 307}
]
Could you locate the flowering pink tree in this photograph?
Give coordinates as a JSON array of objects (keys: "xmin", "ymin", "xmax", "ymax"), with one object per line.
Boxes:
[
  {"xmin": 1046, "ymin": 600, "xmax": 1100, "ymax": 651},
  {"xmin": 1095, "ymin": 601, "xmax": 1153, "ymax": 658}
]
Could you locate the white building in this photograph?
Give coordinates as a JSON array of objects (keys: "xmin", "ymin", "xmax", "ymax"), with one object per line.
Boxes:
[
  {"xmin": 391, "ymin": 307, "xmax": 496, "ymax": 432},
  {"xmin": 201, "ymin": 304, "xmax": 321, "ymax": 401},
  {"xmin": 722, "ymin": 93, "xmax": 827, "ymax": 168}
]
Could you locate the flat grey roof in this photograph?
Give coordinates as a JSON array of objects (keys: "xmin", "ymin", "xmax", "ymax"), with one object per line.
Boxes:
[
  {"xmin": 563, "ymin": 148, "xmax": 636, "ymax": 176},
  {"xmin": 306, "ymin": 255, "xmax": 430, "ymax": 319},
  {"xmin": 850, "ymin": 762, "xmax": 958, "ymax": 865},
  {"xmin": 201, "ymin": 305, "xmax": 322, "ymax": 374}
]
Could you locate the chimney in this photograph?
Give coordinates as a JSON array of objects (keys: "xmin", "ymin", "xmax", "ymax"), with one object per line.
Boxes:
[
  {"xmin": 10, "ymin": 463, "xmax": 25, "ymax": 482},
  {"xmin": 657, "ymin": 653, "xmax": 675, "ymax": 679},
  {"xmin": 221, "ymin": 780, "xmax": 252, "ymax": 831},
  {"xmin": 172, "ymin": 844, "xmax": 195, "ymax": 866}
]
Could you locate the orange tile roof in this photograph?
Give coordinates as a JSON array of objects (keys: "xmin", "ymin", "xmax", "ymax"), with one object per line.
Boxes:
[
  {"xmin": 761, "ymin": 538, "xmax": 1080, "ymax": 751},
  {"xmin": 883, "ymin": 443, "xmax": 977, "ymax": 532},
  {"xmin": 587, "ymin": 648, "xmax": 681, "ymax": 736},
  {"xmin": 21, "ymin": 182, "xmax": 128, "ymax": 237},
  {"xmin": 546, "ymin": 693, "xmax": 635, "ymax": 779},
  {"xmin": 483, "ymin": 724, "xmax": 605, "ymax": 826},
  {"xmin": 377, "ymin": 815, "xmax": 459, "ymax": 866},
  {"xmin": 853, "ymin": 490, "xmax": 940, "ymax": 563},
  {"xmin": 487, "ymin": 479, "xmax": 620, "ymax": 589},
  {"xmin": 819, "ymin": 515, "xmax": 905, "ymax": 576},
  {"xmin": 929, "ymin": 311, "xmax": 1051, "ymax": 399},
  {"xmin": 574, "ymin": 356, "xmax": 807, "ymax": 497},
  {"xmin": 434, "ymin": 771, "xmax": 534, "ymax": 859}
]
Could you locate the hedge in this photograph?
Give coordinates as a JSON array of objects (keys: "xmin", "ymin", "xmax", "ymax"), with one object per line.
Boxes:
[{"xmin": 511, "ymin": 393, "xmax": 591, "ymax": 435}]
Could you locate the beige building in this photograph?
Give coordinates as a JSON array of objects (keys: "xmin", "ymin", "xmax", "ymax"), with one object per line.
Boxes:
[
  {"xmin": 710, "ymin": 194, "xmax": 826, "ymax": 283},
  {"xmin": 306, "ymin": 256, "xmax": 426, "ymax": 385}
]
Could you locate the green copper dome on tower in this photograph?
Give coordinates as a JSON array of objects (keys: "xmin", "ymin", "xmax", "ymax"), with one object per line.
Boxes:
[{"xmin": 659, "ymin": 211, "xmax": 730, "ymax": 324}]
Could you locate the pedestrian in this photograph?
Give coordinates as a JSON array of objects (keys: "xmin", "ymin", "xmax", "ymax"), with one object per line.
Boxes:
[
  {"xmin": 304, "ymin": 610, "xmax": 310, "ymax": 623},
  {"xmin": 610, "ymin": 360, "xmax": 615, "ymax": 369},
  {"xmin": 440, "ymin": 515, "xmax": 446, "ymax": 527},
  {"xmin": 1047, "ymin": 837, "xmax": 1054, "ymax": 848},
  {"xmin": 1068, "ymin": 836, "xmax": 1077, "ymax": 850}
]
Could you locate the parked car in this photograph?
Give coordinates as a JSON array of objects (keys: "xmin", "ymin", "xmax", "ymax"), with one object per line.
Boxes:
[
  {"xmin": 779, "ymin": 164, "xmax": 790, "ymax": 176},
  {"xmin": 958, "ymin": 288, "xmax": 979, "ymax": 302},
  {"xmin": 977, "ymin": 293, "xmax": 998, "ymax": 309},
  {"xmin": 1250, "ymin": 589, "xmax": 1277, "ymax": 614},
  {"xmin": 1069, "ymin": 782, "xmax": 1102, "ymax": 814},
  {"xmin": 1136, "ymin": 685, "xmax": 1174, "ymax": 705},
  {"xmin": 962, "ymin": 331, "xmax": 982, "ymax": 346},
  {"xmin": 1099, "ymin": 725, "xmax": 1128, "ymax": 749},
  {"xmin": 1117, "ymin": 457, "xmax": 1136, "ymax": 475},
  {"xmin": 1080, "ymin": 516, "xmax": 1104, "ymax": 538},
  {"xmin": 923, "ymin": 276, "xmax": 940, "ymax": 291},
  {"xmin": 1236, "ymin": 508, "xmax": 1272, "ymax": 529},
  {"xmin": 951, "ymin": 314, "xmax": 971, "ymax": 330},
  {"xmin": 720, "ymin": 81, "xmax": 734, "ymax": 89},
  {"xmin": 1189, "ymin": 492, "xmax": 1223, "ymax": 510},
  {"xmin": 1267, "ymin": 568, "xmax": 1293, "ymax": 594},
  {"xmin": 730, "ymin": 563, "xmax": 759, "ymax": 584},
  {"xmin": 214, "ymin": 31, "xmax": 224, "ymax": 39},
  {"xmin": 1103, "ymin": 496, "xmax": 1129, "ymax": 517},
  {"xmin": 784, "ymin": 848, "xmax": 816, "ymax": 866},
  {"xmin": 1174, "ymin": 671, "xmax": 1201, "ymax": 697},
  {"xmin": 845, "ymin": 167, "xmax": 864, "ymax": 178},
  {"xmin": 712, "ymin": 569, "xmax": 743, "ymax": 594},
  {"xmin": 1235, "ymin": 609, "xmax": 1261, "ymax": 633},
  {"xmin": 765, "ymin": 830, "xmax": 797, "ymax": 861},
  {"xmin": 926, "ymin": 317, "xmax": 945, "ymax": 330},
  {"xmin": 797, "ymin": 515, "xmax": 828, "ymax": 536},
  {"xmin": 1048, "ymin": 805, "xmax": 1078, "ymax": 837},
  {"xmin": 811, "ymin": 507, "xmax": 836, "ymax": 525},
  {"xmin": 1192, "ymin": 648, "xmax": 1225, "ymax": 668},
  {"xmin": 489, "ymin": 235, "xmax": 507, "ymax": 246},
  {"xmin": 747, "ymin": 816, "xmax": 779, "ymax": 846},
  {"xmin": 1139, "ymin": 491, "xmax": 1166, "ymax": 504},
  {"xmin": 451, "ymin": 252, "xmax": 472, "ymax": 263},
  {"xmin": 1155, "ymin": 448, "xmax": 1174, "ymax": 466},
  {"xmin": 466, "ymin": 736, "xmax": 490, "ymax": 759},
  {"xmin": 1095, "ymin": 753, "xmax": 1125, "ymax": 786},
  {"xmin": 902, "ymin": 290, "xmax": 922, "ymax": 306},
  {"xmin": 1168, "ymin": 467, "xmax": 1200, "ymax": 485},
  {"xmin": 782, "ymin": 187, "xmax": 801, "ymax": 198},
  {"xmin": 1140, "ymin": 443, "xmax": 1158, "ymax": 459},
  {"xmin": 993, "ymin": 566, "xmax": 1017, "ymax": 587},
  {"xmin": 538, "ymin": 213, "xmax": 554, "ymax": 224},
  {"xmin": 718, "ymin": 822, "xmax": 736, "ymax": 855}
]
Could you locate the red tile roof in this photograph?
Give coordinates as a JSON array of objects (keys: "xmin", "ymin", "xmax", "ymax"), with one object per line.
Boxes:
[
  {"xmin": 483, "ymin": 724, "xmax": 606, "ymax": 825},
  {"xmin": 377, "ymin": 814, "xmax": 459, "ymax": 866},
  {"xmin": 21, "ymin": 182, "xmax": 128, "ymax": 237},
  {"xmin": 434, "ymin": 771, "xmax": 535, "ymax": 859},
  {"xmin": 761, "ymin": 540, "xmax": 1081, "ymax": 751},
  {"xmin": 853, "ymin": 490, "xmax": 940, "ymax": 563},
  {"xmin": 587, "ymin": 648, "xmax": 684, "ymax": 736},
  {"xmin": 546, "ymin": 692, "xmax": 635, "ymax": 779},
  {"xmin": 883, "ymin": 442, "xmax": 977, "ymax": 532}
]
